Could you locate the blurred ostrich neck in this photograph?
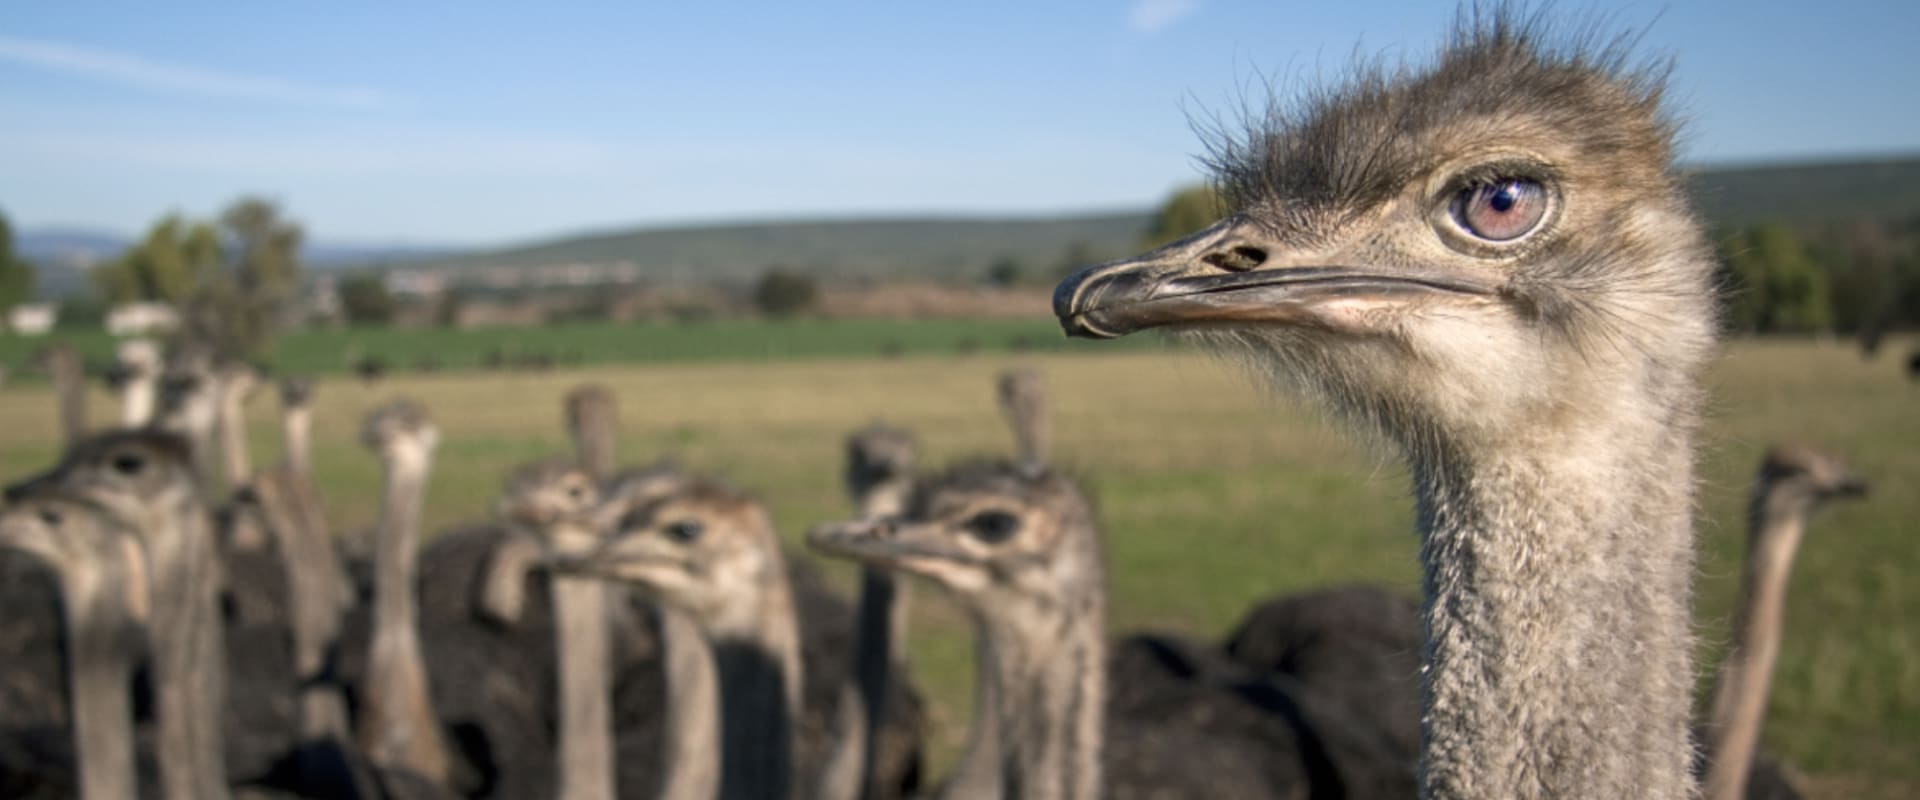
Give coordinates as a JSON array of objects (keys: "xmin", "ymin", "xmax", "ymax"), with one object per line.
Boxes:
[
  {"xmin": 821, "ymin": 468, "xmax": 917, "ymax": 798},
  {"xmin": 218, "ymin": 379, "xmax": 252, "ymax": 487},
  {"xmin": 61, "ymin": 557, "xmax": 141, "ymax": 800},
  {"xmin": 50, "ymin": 353, "xmax": 87, "ymax": 445},
  {"xmin": 122, "ymin": 371, "xmax": 158, "ymax": 427},
  {"xmin": 976, "ymin": 598, "xmax": 1105, "ymax": 800},
  {"xmin": 552, "ymin": 565, "xmax": 615, "ymax": 800},
  {"xmin": 361, "ymin": 441, "xmax": 452, "ymax": 781},
  {"xmin": 708, "ymin": 573, "xmax": 803, "ymax": 800},
  {"xmin": 659, "ymin": 608, "xmax": 721, "ymax": 800},
  {"xmin": 282, "ymin": 404, "xmax": 313, "ymax": 478},
  {"xmin": 1703, "ymin": 490, "xmax": 1810, "ymax": 800},
  {"xmin": 1411, "ymin": 406, "xmax": 1697, "ymax": 798},
  {"xmin": 138, "ymin": 489, "xmax": 231, "ymax": 800}
]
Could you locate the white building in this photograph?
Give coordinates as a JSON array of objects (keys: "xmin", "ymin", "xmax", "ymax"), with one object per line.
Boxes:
[
  {"xmin": 6, "ymin": 303, "xmax": 57, "ymax": 335},
  {"xmin": 106, "ymin": 302, "xmax": 180, "ymax": 336}
]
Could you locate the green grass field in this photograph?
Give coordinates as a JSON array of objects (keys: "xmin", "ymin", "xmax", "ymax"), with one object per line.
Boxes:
[{"xmin": 0, "ymin": 336, "xmax": 1912, "ymax": 797}]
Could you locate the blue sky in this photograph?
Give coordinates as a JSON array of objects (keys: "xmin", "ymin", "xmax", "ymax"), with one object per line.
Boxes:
[{"xmin": 2, "ymin": 1, "xmax": 1916, "ymax": 245}]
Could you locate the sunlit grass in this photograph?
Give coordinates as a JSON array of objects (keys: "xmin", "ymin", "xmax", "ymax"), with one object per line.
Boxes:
[{"xmin": 0, "ymin": 336, "xmax": 1912, "ymax": 797}]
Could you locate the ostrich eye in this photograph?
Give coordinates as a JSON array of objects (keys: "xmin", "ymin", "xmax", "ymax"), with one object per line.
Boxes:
[
  {"xmin": 566, "ymin": 484, "xmax": 586, "ymax": 502},
  {"xmin": 1451, "ymin": 179, "xmax": 1548, "ymax": 242},
  {"xmin": 962, "ymin": 510, "xmax": 1021, "ymax": 544},
  {"xmin": 663, "ymin": 519, "xmax": 704, "ymax": 543},
  {"xmin": 110, "ymin": 452, "xmax": 146, "ymax": 476},
  {"xmin": 37, "ymin": 508, "xmax": 62, "ymax": 526}
]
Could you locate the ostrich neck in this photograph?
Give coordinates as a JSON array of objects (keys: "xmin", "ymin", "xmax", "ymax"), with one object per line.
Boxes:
[
  {"xmin": 360, "ymin": 450, "xmax": 452, "ymax": 782},
  {"xmin": 218, "ymin": 388, "xmax": 252, "ymax": 488},
  {"xmin": 122, "ymin": 375, "xmax": 158, "ymax": 428},
  {"xmin": 658, "ymin": 607, "xmax": 721, "ymax": 800},
  {"xmin": 977, "ymin": 599, "xmax": 1105, "ymax": 800},
  {"xmin": 255, "ymin": 474, "xmax": 350, "ymax": 739},
  {"xmin": 1703, "ymin": 496, "xmax": 1808, "ymax": 800},
  {"xmin": 52, "ymin": 359, "xmax": 87, "ymax": 445},
  {"xmin": 136, "ymin": 498, "xmax": 230, "ymax": 800},
  {"xmin": 1411, "ymin": 421, "xmax": 1697, "ymax": 799},
  {"xmin": 936, "ymin": 623, "xmax": 1003, "ymax": 800},
  {"xmin": 823, "ymin": 475, "xmax": 915, "ymax": 800},
  {"xmin": 708, "ymin": 577, "xmax": 803, "ymax": 800},
  {"xmin": 553, "ymin": 575, "xmax": 614, "ymax": 800},
  {"xmin": 282, "ymin": 405, "xmax": 313, "ymax": 478},
  {"xmin": 61, "ymin": 563, "xmax": 140, "ymax": 800}
]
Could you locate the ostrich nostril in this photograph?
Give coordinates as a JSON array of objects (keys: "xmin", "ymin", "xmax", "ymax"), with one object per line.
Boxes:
[{"xmin": 1203, "ymin": 246, "xmax": 1267, "ymax": 272}]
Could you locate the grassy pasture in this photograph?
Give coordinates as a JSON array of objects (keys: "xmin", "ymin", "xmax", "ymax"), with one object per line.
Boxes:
[
  {"xmin": 0, "ymin": 317, "xmax": 1148, "ymax": 377},
  {"xmin": 0, "ymin": 337, "xmax": 1912, "ymax": 797}
]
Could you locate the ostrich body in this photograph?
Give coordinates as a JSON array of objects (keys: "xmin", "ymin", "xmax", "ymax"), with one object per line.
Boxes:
[
  {"xmin": 0, "ymin": 492, "xmax": 145, "ymax": 800},
  {"xmin": 8, "ymin": 430, "xmax": 233, "ymax": 800},
  {"xmin": 560, "ymin": 480, "xmax": 804, "ymax": 800},
  {"xmin": 1054, "ymin": 13, "xmax": 1715, "ymax": 797},
  {"xmin": 497, "ymin": 460, "xmax": 616, "ymax": 800},
  {"xmin": 357, "ymin": 400, "xmax": 456, "ymax": 784},
  {"xmin": 1703, "ymin": 446, "xmax": 1867, "ymax": 800}
]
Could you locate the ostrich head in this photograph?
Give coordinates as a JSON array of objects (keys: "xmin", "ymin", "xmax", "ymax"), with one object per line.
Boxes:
[
  {"xmin": 1054, "ymin": 13, "xmax": 1715, "ymax": 453},
  {"xmin": 809, "ymin": 462, "xmax": 1103, "ymax": 620},
  {"xmin": 5, "ymin": 430, "xmax": 202, "ymax": 527},
  {"xmin": 558, "ymin": 480, "xmax": 781, "ymax": 634},
  {"xmin": 845, "ymin": 424, "xmax": 919, "ymax": 506},
  {"xmin": 1751, "ymin": 445, "xmax": 1869, "ymax": 525},
  {"xmin": 0, "ymin": 491, "xmax": 150, "ymax": 620},
  {"xmin": 278, "ymin": 376, "xmax": 315, "ymax": 409},
  {"xmin": 496, "ymin": 458, "xmax": 603, "ymax": 554},
  {"xmin": 361, "ymin": 398, "xmax": 439, "ymax": 469}
]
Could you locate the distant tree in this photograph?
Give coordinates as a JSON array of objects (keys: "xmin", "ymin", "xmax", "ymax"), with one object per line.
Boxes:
[
  {"xmin": 753, "ymin": 269, "xmax": 817, "ymax": 317},
  {"xmin": 1142, "ymin": 184, "xmax": 1224, "ymax": 248},
  {"xmin": 986, "ymin": 255, "xmax": 1024, "ymax": 287},
  {"xmin": 1720, "ymin": 224, "xmax": 1832, "ymax": 334},
  {"xmin": 183, "ymin": 196, "xmax": 304, "ymax": 360},
  {"xmin": 94, "ymin": 215, "xmax": 222, "ymax": 304},
  {"xmin": 338, "ymin": 272, "xmax": 395, "ymax": 325},
  {"xmin": 0, "ymin": 212, "xmax": 35, "ymax": 321}
]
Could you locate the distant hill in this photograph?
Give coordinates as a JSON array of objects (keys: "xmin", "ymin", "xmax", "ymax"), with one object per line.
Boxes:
[
  {"xmin": 388, "ymin": 155, "xmax": 1920, "ymax": 284},
  {"xmin": 393, "ymin": 212, "xmax": 1153, "ymax": 284},
  {"xmin": 15, "ymin": 230, "xmax": 450, "ymax": 270},
  {"xmin": 1683, "ymin": 156, "xmax": 1920, "ymax": 227}
]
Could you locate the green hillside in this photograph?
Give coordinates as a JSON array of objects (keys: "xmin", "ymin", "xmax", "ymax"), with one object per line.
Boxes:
[
  {"xmin": 383, "ymin": 156, "xmax": 1920, "ymax": 282},
  {"xmin": 401, "ymin": 213, "xmax": 1152, "ymax": 282},
  {"xmin": 1684, "ymin": 156, "xmax": 1920, "ymax": 227}
]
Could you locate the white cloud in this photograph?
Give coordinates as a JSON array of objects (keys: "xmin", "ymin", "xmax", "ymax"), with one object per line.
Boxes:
[
  {"xmin": 0, "ymin": 35, "xmax": 391, "ymax": 110},
  {"xmin": 1128, "ymin": 0, "xmax": 1202, "ymax": 34}
]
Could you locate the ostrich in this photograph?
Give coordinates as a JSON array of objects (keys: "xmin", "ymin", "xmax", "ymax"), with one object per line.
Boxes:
[
  {"xmin": 811, "ymin": 461, "xmax": 1374, "ymax": 800},
  {"xmin": 1054, "ymin": 10, "xmax": 1718, "ymax": 796},
  {"xmin": 7, "ymin": 430, "xmax": 233, "ymax": 800},
  {"xmin": 356, "ymin": 399, "xmax": 457, "ymax": 785},
  {"xmin": 557, "ymin": 479, "xmax": 805, "ymax": 800},
  {"xmin": 819, "ymin": 423, "xmax": 924, "ymax": 800},
  {"xmin": 114, "ymin": 338, "xmax": 163, "ymax": 427},
  {"xmin": 0, "ymin": 492, "xmax": 146, "ymax": 800},
  {"xmin": 495, "ymin": 459, "xmax": 617, "ymax": 800},
  {"xmin": 1702, "ymin": 445, "xmax": 1868, "ymax": 800},
  {"xmin": 152, "ymin": 348, "xmax": 223, "ymax": 488}
]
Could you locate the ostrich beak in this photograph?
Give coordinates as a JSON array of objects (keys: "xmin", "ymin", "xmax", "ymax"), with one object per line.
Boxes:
[{"xmin": 1054, "ymin": 216, "xmax": 1498, "ymax": 338}]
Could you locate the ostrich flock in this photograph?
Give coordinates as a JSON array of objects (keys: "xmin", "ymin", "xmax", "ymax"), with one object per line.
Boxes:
[{"xmin": 0, "ymin": 12, "xmax": 1887, "ymax": 800}]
